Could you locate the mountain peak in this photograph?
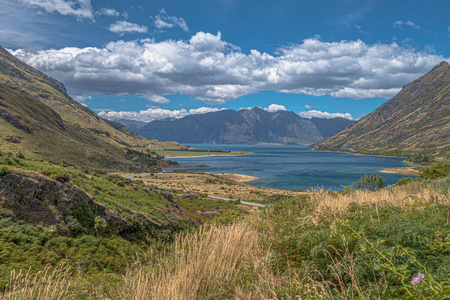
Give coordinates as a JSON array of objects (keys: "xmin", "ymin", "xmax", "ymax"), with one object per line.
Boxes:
[{"xmin": 310, "ymin": 62, "xmax": 450, "ymax": 156}]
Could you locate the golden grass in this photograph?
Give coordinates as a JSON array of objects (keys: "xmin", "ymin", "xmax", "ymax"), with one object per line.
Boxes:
[
  {"xmin": 3, "ymin": 262, "xmax": 74, "ymax": 300},
  {"xmin": 116, "ymin": 222, "xmax": 263, "ymax": 300},
  {"xmin": 2, "ymin": 180, "xmax": 448, "ymax": 299},
  {"xmin": 311, "ymin": 182, "xmax": 450, "ymax": 221},
  {"xmin": 121, "ymin": 171, "xmax": 307, "ymax": 203}
]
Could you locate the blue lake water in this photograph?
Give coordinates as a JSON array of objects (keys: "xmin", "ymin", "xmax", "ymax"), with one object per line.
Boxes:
[{"xmin": 168, "ymin": 144, "xmax": 414, "ymax": 191}]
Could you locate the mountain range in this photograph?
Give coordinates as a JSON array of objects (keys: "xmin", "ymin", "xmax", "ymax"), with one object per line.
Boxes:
[
  {"xmin": 118, "ymin": 108, "xmax": 354, "ymax": 145},
  {"xmin": 0, "ymin": 45, "xmax": 181, "ymax": 171},
  {"xmin": 310, "ymin": 61, "xmax": 450, "ymax": 157}
]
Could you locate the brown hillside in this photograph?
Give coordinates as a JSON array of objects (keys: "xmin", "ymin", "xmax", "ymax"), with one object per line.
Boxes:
[{"xmin": 310, "ymin": 61, "xmax": 450, "ymax": 157}]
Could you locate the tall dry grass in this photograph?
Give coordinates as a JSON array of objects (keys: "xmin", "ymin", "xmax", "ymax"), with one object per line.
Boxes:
[
  {"xmin": 116, "ymin": 221, "xmax": 263, "ymax": 300},
  {"xmin": 311, "ymin": 181, "xmax": 450, "ymax": 221},
  {"xmin": 3, "ymin": 262, "xmax": 74, "ymax": 300}
]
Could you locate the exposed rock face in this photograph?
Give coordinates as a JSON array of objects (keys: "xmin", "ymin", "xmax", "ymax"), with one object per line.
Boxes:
[
  {"xmin": 0, "ymin": 171, "xmax": 168, "ymax": 236},
  {"xmin": 310, "ymin": 61, "xmax": 450, "ymax": 156}
]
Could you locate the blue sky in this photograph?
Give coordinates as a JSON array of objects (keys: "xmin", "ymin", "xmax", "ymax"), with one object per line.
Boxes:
[{"xmin": 1, "ymin": 0, "xmax": 449, "ymax": 121}]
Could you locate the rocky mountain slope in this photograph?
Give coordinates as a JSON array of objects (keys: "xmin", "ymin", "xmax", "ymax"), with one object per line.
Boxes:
[
  {"xmin": 0, "ymin": 45, "xmax": 181, "ymax": 171},
  {"xmin": 120, "ymin": 107, "xmax": 354, "ymax": 145},
  {"xmin": 310, "ymin": 61, "xmax": 450, "ymax": 157}
]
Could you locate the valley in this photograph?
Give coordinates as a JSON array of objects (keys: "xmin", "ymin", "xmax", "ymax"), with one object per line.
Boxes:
[{"xmin": 0, "ymin": 8, "xmax": 449, "ymax": 298}]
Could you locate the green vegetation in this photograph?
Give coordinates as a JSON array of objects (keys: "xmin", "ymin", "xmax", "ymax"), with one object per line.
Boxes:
[
  {"xmin": 253, "ymin": 187, "xmax": 450, "ymax": 298},
  {"xmin": 0, "ymin": 153, "xmax": 249, "ymax": 292},
  {"xmin": 356, "ymin": 172, "xmax": 386, "ymax": 191},
  {"xmin": 1, "ymin": 147, "xmax": 449, "ymax": 299},
  {"xmin": 420, "ymin": 162, "xmax": 450, "ymax": 179}
]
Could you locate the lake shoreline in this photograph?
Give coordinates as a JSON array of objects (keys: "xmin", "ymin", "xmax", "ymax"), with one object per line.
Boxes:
[{"xmin": 167, "ymin": 144, "xmax": 412, "ymax": 191}]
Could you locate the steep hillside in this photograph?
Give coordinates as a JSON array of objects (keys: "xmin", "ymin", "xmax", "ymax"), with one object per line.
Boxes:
[
  {"xmin": 121, "ymin": 108, "xmax": 352, "ymax": 145},
  {"xmin": 308, "ymin": 117, "xmax": 355, "ymax": 138},
  {"xmin": 310, "ymin": 61, "xmax": 450, "ymax": 157},
  {"xmin": 0, "ymin": 45, "xmax": 183, "ymax": 170}
]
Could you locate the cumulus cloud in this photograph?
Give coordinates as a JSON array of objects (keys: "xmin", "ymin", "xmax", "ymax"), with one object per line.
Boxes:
[
  {"xmin": 298, "ymin": 110, "xmax": 355, "ymax": 120},
  {"xmin": 72, "ymin": 95, "xmax": 91, "ymax": 104},
  {"xmin": 188, "ymin": 107, "xmax": 225, "ymax": 114},
  {"xmin": 96, "ymin": 7, "xmax": 119, "ymax": 17},
  {"xmin": 147, "ymin": 95, "xmax": 170, "ymax": 104},
  {"xmin": 264, "ymin": 104, "xmax": 287, "ymax": 112},
  {"xmin": 98, "ymin": 108, "xmax": 188, "ymax": 122},
  {"xmin": 239, "ymin": 107, "xmax": 253, "ymax": 111},
  {"xmin": 154, "ymin": 9, "xmax": 189, "ymax": 32},
  {"xmin": 18, "ymin": 0, "xmax": 94, "ymax": 20},
  {"xmin": 11, "ymin": 34, "xmax": 448, "ymax": 104},
  {"xmin": 108, "ymin": 21, "xmax": 148, "ymax": 35},
  {"xmin": 304, "ymin": 104, "xmax": 312, "ymax": 109},
  {"xmin": 394, "ymin": 20, "xmax": 420, "ymax": 30},
  {"xmin": 98, "ymin": 106, "xmax": 225, "ymax": 122}
]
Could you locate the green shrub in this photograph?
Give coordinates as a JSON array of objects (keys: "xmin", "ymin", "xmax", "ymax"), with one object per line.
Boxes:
[
  {"xmin": 0, "ymin": 166, "xmax": 10, "ymax": 177},
  {"xmin": 396, "ymin": 177, "xmax": 415, "ymax": 186},
  {"xmin": 106, "ymin": 174, "xmax": 130, "ymax": 186},
  {"xmin": 50, "ymin": 173, "xmax": 70, "ymax": 183},
  {"xmin": 356, "ymin": 173, "xmax": 386, "ymax": 191},
  {"xmin": 420, "ymin": 162, "xmax": 450, "ymax": 179}
]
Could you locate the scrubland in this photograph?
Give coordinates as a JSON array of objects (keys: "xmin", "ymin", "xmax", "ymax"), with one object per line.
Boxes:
[{"xmin": 1, "ymin": 157, "xmax": 450, "ymax": 299}]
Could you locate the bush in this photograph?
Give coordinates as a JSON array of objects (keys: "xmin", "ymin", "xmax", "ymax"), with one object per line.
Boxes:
[
  {"xmin": 356, "ymin": 173, "xmax": 386, "ymax": 191},
  {"xmin": 396, "ymin": 177, "xmax": 415, "ymax": 186},
  {"xmin": 0, "ymin": 166, "xmax": 10, "ymax": 177},
  {"xmin": 50, "ymin": 173, "xmax": 70, "ymax": 183},
  {"xmin": 420, "ymin": 162, "xmax": 450, "ymax": 179}
]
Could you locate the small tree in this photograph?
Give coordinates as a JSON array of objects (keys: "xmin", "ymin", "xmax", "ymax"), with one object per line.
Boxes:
[
  {"xmin": 420, "ymin": 162, "xmax": 450, "ymax": 179},
  {"xmin": 357, "ymin": 173, "xmax": 386, "ymax": 191},
  {"xmin": 94, "ymin": 216, "xmax": 108, "ymax": 239}
]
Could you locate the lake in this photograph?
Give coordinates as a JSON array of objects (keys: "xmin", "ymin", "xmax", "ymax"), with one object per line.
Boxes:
[{"xmin": 168, "ymin": 144, "xmax": 414, "ymax": 191}]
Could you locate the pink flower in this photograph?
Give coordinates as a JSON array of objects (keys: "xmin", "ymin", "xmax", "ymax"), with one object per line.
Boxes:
[{"xmin": 411, "ymin": 273, "xmax": 425, "ymax": 286}]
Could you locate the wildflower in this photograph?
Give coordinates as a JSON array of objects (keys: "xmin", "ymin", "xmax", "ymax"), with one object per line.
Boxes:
[{"xmin": 411, "ymin": 272, "xmax": 425, "ymax": 286}]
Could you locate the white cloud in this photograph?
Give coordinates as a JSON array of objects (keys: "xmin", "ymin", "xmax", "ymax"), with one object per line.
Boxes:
[
  {"xmin": 154, "ymin": 9, "xmax": 189, "ymax": 32},
  {"xmin": 147, "ymin": 95, "xmax": 170, "ymax": 104},
  {"xmin": 299, "ymin": 110, "xmax": 355, "ymax": 120},
  {"xmin": 188, "ymin": 107, "xmax": 224, "ymax": 114},
  {"xmin": 18, "ymin": 0, "xmax": 94, "ymax": 20},
  {"xmin": 354, "ymin": 25, "xmax": 369, "ymax": 35},
  {"xmin": 98, "ymin": 106, "xmax": 225, "ymax": 122},
  {"xmin": 264, "ymin": 104, "xmax": 287, "ymax": 112},
  {"xmin": 304, "ymin": 104, "xmax": 312, "ymax": 109},
  {"xmin": 96, "ymin": 7, "xmax": 119, "ymax": 17},
  {"xmin": 72, "ymin": 95, "xmax": 91, "ymax": 104},
  {"xmin": 239, "ymin": 107, "xmax": 253, "ymax": 111},
  {"xmin": 108, "ymin": 21, "xmax": 148, "ymax": 35},
  {"xmin": 99, "ymin": 108, "xmax": 188, "ymax": 122},
  {"xmin": 394, "ymin": 20, "xmax": 420, "ymax": 30},
  {"xmin": 11, "ymin": 34, "xmax": 448, "ymax": 104}
]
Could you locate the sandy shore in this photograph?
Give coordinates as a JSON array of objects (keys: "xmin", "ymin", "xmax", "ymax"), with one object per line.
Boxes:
[
  {"xmin": 217, "ymin": 173, "xmax": 259, "ymax": 182},
  {"xmin": 379, "ymin": 167, "xmax": 420, "ymax": 176}
]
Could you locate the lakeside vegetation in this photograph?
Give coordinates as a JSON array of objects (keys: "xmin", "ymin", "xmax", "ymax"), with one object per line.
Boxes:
[{"xmin": 1, "ymin": 150, "xmax": 449, "ymax": 299}]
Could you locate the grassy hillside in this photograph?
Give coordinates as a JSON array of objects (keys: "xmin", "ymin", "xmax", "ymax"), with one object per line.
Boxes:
[
  {"xmin": 0, "ymin": 45, "xmax": 185, "ymax": 171},
  {"xmin": 310, "ymin": 61, "xmax": 450, "ymax": 158},
  {"xmin": 0, "ymin": 153, "xmax": 249, "ymax": 291},
  {"xmin": 1, "ymin": 153, "xmax": 449, "ymax": 298}
]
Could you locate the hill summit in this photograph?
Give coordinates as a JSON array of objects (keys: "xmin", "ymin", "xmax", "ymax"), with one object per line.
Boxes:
[
  {"xmin": 119, "ymin": 107, "xmax": 354, "ymax": 145},
  {"xmin": 0, "ymin": 45, "xmax": 179, "ymax": 171},
  {"xmin": 310, "ymin": 61, "xmax": 450, "ymax": 157}
]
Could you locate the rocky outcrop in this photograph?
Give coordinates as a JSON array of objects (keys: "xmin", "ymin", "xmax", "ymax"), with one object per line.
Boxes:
[{"xmin": 0, "ymin": 170, "xmax": 171, "ymax": 236}]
